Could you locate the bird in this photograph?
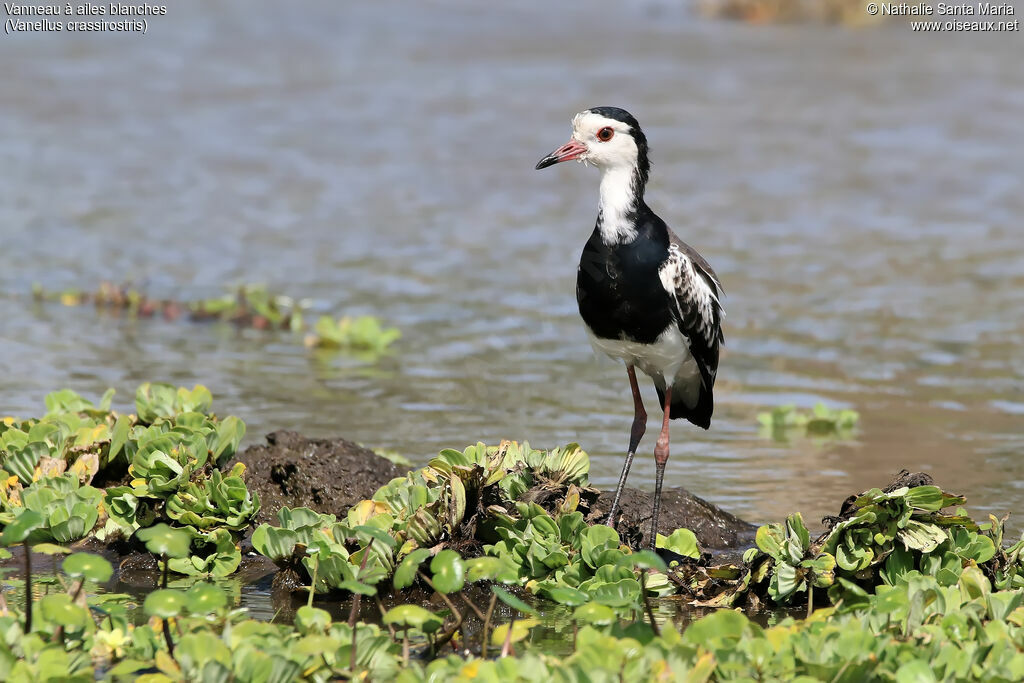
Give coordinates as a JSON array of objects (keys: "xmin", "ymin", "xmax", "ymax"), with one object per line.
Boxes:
[{"xmin": 535, "ymin": 107, "xmax": 724, "ymax": 548}]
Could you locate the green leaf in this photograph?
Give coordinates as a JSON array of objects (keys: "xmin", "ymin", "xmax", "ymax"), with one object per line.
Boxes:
[
  {"xmin": 184, "ymin": 582, "xmax": 227, "ymax": 615},
  {"xmin": 572, "ymin": 602, "xmax": 616, "ymax": 626},
  {"xmin": 655, "ymin": 529, "xmax": 700, "ymax": 560},
  {"xmin": 492, "ymin": 585, "xmax": 538, "ymax": 616},
  {"xmin": 591, "ymin": 578, "xmax": 642, "ymax": 607},
  {"xmin": 1, "ymin": 509, "xmax": 44, "ymax": 545},
  {"xmin": 682, "ymin": 608, "xmax": 750, "ymax": 647},
  {"xmin": 895, "ymin": 659, "xmax": 938, "ymax": 683},
  {"xmin": 108, "ymin": 415, "xmax": 131, "ymax": 466},
  {"xmin": 490, "ymin": 618, "xmax": 539, "ymax": 647},
  {"xmin": 581, "ymin": 525, "xmax": 620, "ymax": 568},
  {"xmin": 251, "ymin": 525, "xmax": 298, "ymax": 564},
  {"xmin": 542, "ymin": 586, "xmax": 590, "ymax": 606},
  {"xmin": 394, "ymin": 548, "xmax": 432, "ymax": 590},
  {"xmin": 63, "ymin": 553, "xmax": 113, "ymax": 582},
  {"xmin": 429, "ymin": 549, "xmax": 466, "ymax": 594},
  {"xmin": 136, "ymin": 523, "xmax": 191, "ymax": 559},
  {"xmin": 143, "ymin": 588, "xmax": 186, "ymax": 618},
  {"xmin": 774, "ymin": 563, "xmax": 801, "ymax": 599},
  {"xmin": 295, "ymin": 606, "xmax": 332, "ymax": 634},
  {"xmin": 382, "ymin": 605, "xmax": 444, "ymax": 633},
  {"xmin": 755, "ymin": 523, "xmax": 786, "ymax": 561},
  {"xmin": 32, "ymin": 543, "xmax": 71, "ymax": 556},
  {"xmin": 904, "ymin": 486, "xmax": 945, "ymax": 512},
  {"xmin": 785, "ymin": 513, "xmax": 810, "ymax": 563},
  {"xmin": 40, "ymin": 594, "xmax": 91, "ymax": 629},
  {"xmin": 898, "ymin": 520, "xmax": 947, "ymax": 553},
  {"xmin": 135, "ymin": 382, "xmax": 178, "ymax": 423},
  {"xmin": 465, "ymin": 556, "xmax": 503, "ymax": 582},
  {"xmin": 98, "ymin": 388, "xmax": 116, "ymax": 412}
]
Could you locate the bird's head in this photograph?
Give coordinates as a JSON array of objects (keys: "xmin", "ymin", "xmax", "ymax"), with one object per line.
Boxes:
[{"xmin": 535, "ymin": 107, "xmax": 649, "ymax": 183}]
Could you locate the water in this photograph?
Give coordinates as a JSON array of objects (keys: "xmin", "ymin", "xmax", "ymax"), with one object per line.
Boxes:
[{"xmin": 2, "ymin": 1, "xmax": 1023, "ymax": 534}]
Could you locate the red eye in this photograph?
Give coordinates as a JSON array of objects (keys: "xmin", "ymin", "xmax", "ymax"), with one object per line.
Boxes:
[{"xmin": 597, "ymin": 127, "xmax": 614, "ymax": 142}]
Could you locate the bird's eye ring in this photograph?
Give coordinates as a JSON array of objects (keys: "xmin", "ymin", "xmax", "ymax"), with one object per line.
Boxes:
[{"xmin": 597, "ymin": 127, "xmax": 614, "ymax": 142}]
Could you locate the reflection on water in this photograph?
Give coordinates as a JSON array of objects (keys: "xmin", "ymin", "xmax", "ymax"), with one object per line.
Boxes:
[{"xmin": 1, "ymin": 1, "xmax": 1022, "ymax": 539}]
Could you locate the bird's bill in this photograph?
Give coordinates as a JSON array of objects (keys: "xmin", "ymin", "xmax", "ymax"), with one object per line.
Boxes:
[{"xmin": 535, "ymin": 139, "xmax": 587, "ymax": 170}]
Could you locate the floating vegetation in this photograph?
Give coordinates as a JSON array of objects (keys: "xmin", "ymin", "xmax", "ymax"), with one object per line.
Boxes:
[
  {"xmin": 3, "ymin": 385, "xmax": 1024, "ymax": 679},
  {"xmin": 1, "ymin": 383, "xmax": 256, "ymax": 576},
  {"xmin": 31, "ymin": 282, "xmax": 400, "ymax": 358},
  {"xmin": 304, "ymin": 315, "xmax": 402, "ymax": 352},
  {"xmin": 758, "ymin": 402, "xmax": 859, "ymax": 440},
  {"xmin": 189, "ymin": 284, "xmax": 306, "ymax": 331}
]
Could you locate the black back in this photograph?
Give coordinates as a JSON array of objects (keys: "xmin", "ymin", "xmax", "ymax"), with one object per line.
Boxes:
[{"xmin": 576, "ymin": 205, "xmax": 719, "ymax": 429}]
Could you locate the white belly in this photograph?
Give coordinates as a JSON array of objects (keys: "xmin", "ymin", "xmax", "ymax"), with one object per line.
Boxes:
[{"xmin": 586, "ymin": 325, "xmax": 702, "ymax": 407}]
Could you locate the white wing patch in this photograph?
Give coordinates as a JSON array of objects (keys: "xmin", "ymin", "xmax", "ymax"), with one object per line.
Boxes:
[{"xmin": 658, "ymin": 244, "xmax": 723, "ymax": 379}]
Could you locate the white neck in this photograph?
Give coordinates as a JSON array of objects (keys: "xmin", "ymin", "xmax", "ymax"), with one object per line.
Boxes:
[{"xmin": 597, "ymin": 165, "xmax": 639, "ymax": 245}]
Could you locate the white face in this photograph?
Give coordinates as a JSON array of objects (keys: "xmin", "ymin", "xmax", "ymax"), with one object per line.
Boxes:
[{"xmin": 570, "ymin": 110, "xmax": 640, "ymax": 171}]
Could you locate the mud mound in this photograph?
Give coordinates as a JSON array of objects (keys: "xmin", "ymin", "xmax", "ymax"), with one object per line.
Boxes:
[
  {"xmin": 595, "ymin": 486, "xmax": 757, "ymax": 550},
  {"xmin": 230, "ymin": 430, "xmax": 404, "ymax": 526},
  {"xmin": 234, "ymin": 431, "xmax": 756, "ymax": 549}
]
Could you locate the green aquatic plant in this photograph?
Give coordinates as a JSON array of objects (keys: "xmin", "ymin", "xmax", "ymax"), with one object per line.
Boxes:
[
  {"xmin": 10, "ymin": 474, "xmax": 103, "ymax": 544},
  {"xmin": 165, "ymin": 464, "xmax": 259, "ymax": 532},
  {"xmin": 260, "ymin": 436, "xmax": 1024, "ymax": 629},
  {"xmin": 32, "ymin": 283, "xmax": 403, "ymax": 361},
  {"xmin": 4, "ymin": 446, "xmax": 1024, "ymax": 680},
  {"xmin": 252, "ymin": 441, "xmax": 596, "ymax": 594},
  {"xmin": 4, "ymin": 543, "xmax": 1024, "ymax": 681},
  {"xmin": 706, "ymin": 482, "xmax": 1024, "ymax": 612},
  {"xmin": 305, "ymin": 315, "xmax": 401, "ymax": 352},
  {"xmin": 758, "ymin": 402, "xmax": 859, "ymax": 440},
  {"xmin": 1, "ymin": 384, "xmax": 258, "ymax": 577},
  {"xmin": 190, "ymin": 284, "xmax": 306, "ymax": 331}
]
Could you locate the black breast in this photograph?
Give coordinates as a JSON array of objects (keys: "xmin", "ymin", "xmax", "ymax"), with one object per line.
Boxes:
[{"xmin": 576, "ymin": 216, "xmax": 675, "ymax": 344}]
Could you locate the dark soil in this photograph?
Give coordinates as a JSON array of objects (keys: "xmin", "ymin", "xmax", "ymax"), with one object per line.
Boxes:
[
  {"xmin": 236, "ymin": 431, "xmax": 756, "ymax": 550},
  {"xmin": 229, "ymin": 430, "xmax": 405, "ymax": 526},
  {"xmin": 593, "ymin": 487, "xmax": 757, "ymax": 550}
]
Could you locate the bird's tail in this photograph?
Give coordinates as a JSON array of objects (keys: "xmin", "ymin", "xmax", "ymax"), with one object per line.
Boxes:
[{"xmin": 656, "ymin": 384, "xmax": 713, "ymax": 429}]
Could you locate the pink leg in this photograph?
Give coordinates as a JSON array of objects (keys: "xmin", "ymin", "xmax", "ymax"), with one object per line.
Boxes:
[{"xmin": 649, "ymin": 387, "xmax": 671, "ymax": 549}]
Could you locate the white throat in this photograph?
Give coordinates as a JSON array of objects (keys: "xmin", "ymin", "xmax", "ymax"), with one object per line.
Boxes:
[{"xmin": 597, "ymin": 164, "xmax": 639, "ymax": 245}]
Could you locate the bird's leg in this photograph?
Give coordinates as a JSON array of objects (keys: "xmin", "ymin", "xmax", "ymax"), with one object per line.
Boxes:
[
  {"xmin": 650, "ymin": 387, "xmax": 672, "ymax": 550},
  {"xmin": 605, "ymin": 365, "xmax": 646, "ymax": 528}
]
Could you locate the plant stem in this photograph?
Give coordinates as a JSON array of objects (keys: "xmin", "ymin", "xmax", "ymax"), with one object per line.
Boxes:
[
  {"xmin": 807, "ymin": 584, "xmax": 814, "ymax": 619},
  {"xmin": 500, "ymin": 615, "xmax": 516, "ymax": 658},
  {"xmin": 162, "ymin": 617, "xmax": 176, "ymax": 657},
  {"xmin": 350, "ymin": 621, "xmax": 359, "ymax": 675},
  {"xmin": 69, "ymin": 579, "xmax": 85, "ymax": 604},
  {"xmin": 54, "ymin": 578, "xmax": 85, "ymax": 644},
  {"xmin": 640, "ymin": 571, "xmax": 660, "ymax": 636},
  {"xmin": 419, "ymin": 571, "xmax": 465, "ymax": 649},
  {"xmin": 349, "ymin": 538, "xmax": 374, "ymax": 674},
  {"xmin": 481, "ymin": 592, "xmax": 497, "ymax": 659},
  {"xmin": 376, "ymin": 595, "xmax": 396, "ymax": 638},
  {"xmin": 23, "ymin": 541, "xmax": 31, "ymax": 634},
  {"xmin": 308, "ymin": 556, "xmax": 318, "ymax": 608},
  {"xmin": 349, "ymin": 539, "xmax": 374, "ymax": 628},
  {"xmin": 161, "ymin": 552, "xmax": 168, "ymax": 589},
  {"xmin": 418, "ymin": 573, "xmax": 462, "ymax": 624},
  {"xmin": 402, "ymin": 630, "xmax": 409, "ymax": 666},
  {"xmin": 459, "ymin": 592, "xmax": 486, "ymax": 621}
]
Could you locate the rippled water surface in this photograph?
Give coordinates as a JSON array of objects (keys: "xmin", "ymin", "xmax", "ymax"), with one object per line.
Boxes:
[{"xmin": 2, "ymin": 0, "xmax": 1022, "ymax": 530}]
